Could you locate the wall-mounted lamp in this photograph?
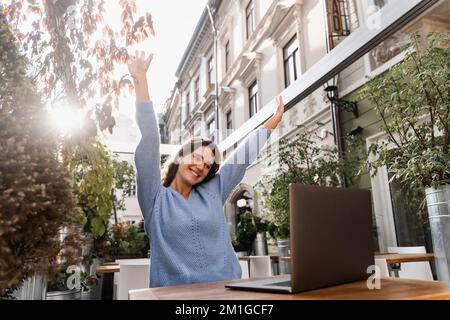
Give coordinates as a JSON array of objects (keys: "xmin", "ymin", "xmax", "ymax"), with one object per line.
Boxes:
[
  {"xmin": 324, "ymin": 85, "xmax": 359, "ymax": 118},
  {"xmin": 236, "ymin": 199, "xmax": 247, "ymax": 208},
  {"xmin": 348, "ymin": 126, "xmax": 364, "ymax": 136}
]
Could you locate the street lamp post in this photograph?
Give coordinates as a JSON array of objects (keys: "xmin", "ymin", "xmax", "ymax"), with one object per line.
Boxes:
[{"xmin": 206, "ymin": 3, "xmax": 220, "ymax": 144}]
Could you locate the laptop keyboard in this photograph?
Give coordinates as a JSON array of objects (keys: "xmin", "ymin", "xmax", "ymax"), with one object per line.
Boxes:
[{"xmin": 264, "ymin": 280, "xmax": 291, "ymax": 287}]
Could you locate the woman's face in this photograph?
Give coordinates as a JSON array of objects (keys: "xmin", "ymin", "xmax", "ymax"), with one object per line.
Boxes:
[{"xmin": 177, "ymin": 146, "xmax": 215, "ymax": 187}]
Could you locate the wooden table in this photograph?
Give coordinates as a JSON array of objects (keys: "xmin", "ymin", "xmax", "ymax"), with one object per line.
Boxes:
[
  {"xmin": 129, "ymin": 277, "xmax": 450, "ymax": 300},
  {"xmin": 375, "ymin": 253, "xmax": 435, "ymax": 264},
  {"xmin": 264, "ymin": 253, "xmax": 435, "ymax": 277},
  {"xmin": 96, "ymin": 264, "xmax": 120, "ymax": 300},
  {"xmin": 238, "ymin": 255, "xmax": 280, "ymax": 262},
  {"xmin": 375, "ymin": 253, "xmax": 435, "ymax": 277},
  {"xmin": 96, "ymin": 264, "xmax": 120, "ymax": 274},
  {"xmin": 251, "ymin": 253, "xmax": 435, "ymax": 262}
]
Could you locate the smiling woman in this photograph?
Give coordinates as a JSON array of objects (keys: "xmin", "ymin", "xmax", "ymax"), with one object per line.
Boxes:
[
  {"xmin": 161, "ymin": 138, "xmax": 221, "ymax": 196},
  {"xmin": 129, "ymin": 51, "xmax": 284, "ymax": 288}
]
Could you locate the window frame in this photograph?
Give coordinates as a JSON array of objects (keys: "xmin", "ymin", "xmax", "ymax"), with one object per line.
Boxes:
[
  {"xmin": 225, "ymin": 40, "xmax": 231, "ymax": 73},
  {"xmin": 226, "ymin": 110, "xmax": 233, "ymax": 137},
  {"xmin": 208, "ymin": 56, "xmax": 214, "ymax": 85},
  {"xmin": 207, "ymin": 118, "xmax": 216, "ymax": 141},
  {"xmin": 246, "ymin": 0, "xmax": 256, "ymax": 40},
  {"xmin": 185, "ymin": 92, "xmax": 190, "ymax": 119},
  {"xmin": 248, "ymin": 80, "xmax": 258, "ymax": 118},
  {"xmin": 194, "ymin": 77, "xmax": 200, "ymax": 104},
  {"xmin": 283, "ymin": 35, "xmax": 301, "ymax": 88}
]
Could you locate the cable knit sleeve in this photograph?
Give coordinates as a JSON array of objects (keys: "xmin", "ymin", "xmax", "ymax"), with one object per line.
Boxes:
[
  {"xmin": 134, "ymin": 101, "xmax": 162, "ymax": 221},
  {"xmin": 206, "ymin": 128, "xmax": 271, "ymax": 204}
]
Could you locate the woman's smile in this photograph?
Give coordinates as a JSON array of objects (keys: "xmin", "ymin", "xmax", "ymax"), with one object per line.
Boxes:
[{"xmin": 189, "ymin": 167, "xmax": 201, "ymax": 178}]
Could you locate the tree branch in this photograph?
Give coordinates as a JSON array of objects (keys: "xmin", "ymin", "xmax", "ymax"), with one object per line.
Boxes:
[{"xmin": 368, "ymin": 90, "xmax": 401, "ymax": 148}]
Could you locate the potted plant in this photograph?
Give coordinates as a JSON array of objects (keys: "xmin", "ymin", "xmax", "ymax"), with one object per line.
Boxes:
[
  {"xmin": 232, "ymin": 212, "xmax": 257, "ymax": 256},
  {"xmin": 0, "ymin": 13, "xmax": 83, "ymax": 299},
  {"xmin": 105, "ymin": 221, "xmax": 150, "ymax": 260},
  {"xmin": 256, "ymin": 127, "xmax": 366, "ymax": 273},
  {"xmin": 362, "ymin": 32, "xmax": 450, "ymax": 280},
  {"xmin": 253, "ymin": 216, "xmax": 269, "ymax": 256}
]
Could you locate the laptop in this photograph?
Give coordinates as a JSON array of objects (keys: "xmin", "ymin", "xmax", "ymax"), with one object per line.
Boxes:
[{"xmin": 225, "ymin": 184, "xmax": 374, "ymax": 293}]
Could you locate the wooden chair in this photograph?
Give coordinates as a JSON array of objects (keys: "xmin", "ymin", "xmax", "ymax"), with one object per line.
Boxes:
[
  {"xmin": 239, "ymin": 260, "xmax": 250, "ymax": 279},
  {"xmin": 249, "ymin": 256, "xmax": 272, "ymax": 278},
  {"xmin": 387, "ymin": 246, "xmax": 434, "ymax": 281},
  {"xmin": 115, "ymin": 259, "xmax": 150, "ymax": 300}
]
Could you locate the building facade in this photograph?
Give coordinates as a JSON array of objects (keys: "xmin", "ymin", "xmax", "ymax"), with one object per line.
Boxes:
[
  {"xmin": 103, "ymin": 113, "xmax": 143, "ymax": 225},
  {"xmin": 164, "ymin": 0, "xmax": 450, "ymax": 251}
]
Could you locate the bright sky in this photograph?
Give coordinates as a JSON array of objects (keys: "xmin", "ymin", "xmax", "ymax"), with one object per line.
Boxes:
[
  {"xmin": 114, "ymin": 0, "xmax": 209, "ymax": 116},
  {"xmin": 14, "ymin": 0, "xmax": 208, "ymax": 136}
]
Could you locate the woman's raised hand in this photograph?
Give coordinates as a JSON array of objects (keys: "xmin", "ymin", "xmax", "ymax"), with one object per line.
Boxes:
[
  {"xmin": 127, "ymin": 50, "xmax": 154, "ymax": 81},
  {"xmin": 128, "ymin": 51, "xmax": 153, "ymax": 102},
  {"xmin": 264, "ymin": 95, "xmax": 285, "ymax": 132}
]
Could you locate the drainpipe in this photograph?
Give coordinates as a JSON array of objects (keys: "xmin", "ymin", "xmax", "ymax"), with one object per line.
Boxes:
[
  {"xmin": 176, "ymin": 80, "xmax": 183, "ymax": 144},
  {"xmin": 322, "ymin": 0, "xmax": 345, "ymax": 159},
  {"xmin": 206, "ymin": 3, "xmax": 220, "ymax": 144}
]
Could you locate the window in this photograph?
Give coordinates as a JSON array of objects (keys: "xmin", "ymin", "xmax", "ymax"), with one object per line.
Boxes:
[
  {"xmin": 248, "ymin": 81, "xmax": 258, "ymax": 118},
  {"xmin": 225, "ymin": 41, "xmax": 231, "ymax": 72},
  {"xmin": 129, "ymin": 181, "xmax": 137, "ymax": 197},
  {"xmin": 325, "ymin": 0, "xmax": 352, "ymax": 49},
  {"xmin": 226, "ymin": 110, "xmax": 232, "ymax": 137},
  {"xmin": 388, "ymin": 174, "xmax": 432, "ymax": 250},
  {"xmin": 283, "ymin": 35, "xmax": 300, "ymax": 88},
  {"xmin": 194, "ymin": 77, "xmax": 200, "ymax": 103},
  {"xmin": 185, "ymin": 92, "xmax": 190, "ymax": 118},
  {"xmin": 246, "ymin": 0, "xmax": 255, "ymax": 40},
  {"xmin": 374, "ymin": 0, "xmax": 386, "ymax": 9},
  {"xmin": 208, "ymin": 56, "xmax": 214, "ymax": 85},
  {"xmin": 207, "ymin": 118, "xmax": 216, "ymax": 141}
]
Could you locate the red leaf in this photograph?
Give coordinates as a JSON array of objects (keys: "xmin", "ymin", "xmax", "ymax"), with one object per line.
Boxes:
[{"xmin": 146, "ymin": 13, "xmax": 155, "ymax": 37}]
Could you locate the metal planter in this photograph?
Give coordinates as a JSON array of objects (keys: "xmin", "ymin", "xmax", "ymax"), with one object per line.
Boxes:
[
  {"xmin": 46, "ymin": 289, "xmax": 82, "ymax": 300},
  {"xmin": 277, "ymin": 239, "xmax": 291, "ymax": 275},
  {"xmin": 253, "ymin": 232, "xmax": 268, "ymax": 256},
  {"xmin": 13, "ymin": 273, "xmax": 47, "ymax": 300},
  {"xmin": 425, "ymin": 184, "xmax": 450, "ymax": 281}
]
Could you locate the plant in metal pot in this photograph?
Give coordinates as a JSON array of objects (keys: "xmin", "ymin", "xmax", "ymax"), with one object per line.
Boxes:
[
  {"xmin": 360, "ymin": 32, "xmax": 450, "ymax": 280},
  {"xmin": 231, "ymin": 211, "xmax": 257, "ymax": 256},
  {"xmin": 105, "ymin": 221, "xmax": 149, "ymax": 260},
  {"xmin": 255, "ymin": 127, "xmax": 366, "ymax": 243}
]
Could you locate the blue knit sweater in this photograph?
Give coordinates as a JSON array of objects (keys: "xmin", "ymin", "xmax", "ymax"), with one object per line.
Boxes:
[{"xmin": 134, "ymin": 101, "xmax": 270, "ymax": 288}]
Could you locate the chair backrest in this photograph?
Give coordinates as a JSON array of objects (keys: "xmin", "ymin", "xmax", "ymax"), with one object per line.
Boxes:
[
  {"xmin": 249, "ymin": 256, "xmax": 272, "ymax": 278},
  {"xmin": 239, "ymin": 260, "xmax": 250, "ymax": 279},
  {"xmin": 115, "ymin": 259, "xmax": 150, "ymax": 300},
  {"xmin": 374, "ymin": 258, "xmax": 390, "ymax": 278},
  {"xmin": 387, "ymin": 246, "xmax": 434, "ymax": 281}
]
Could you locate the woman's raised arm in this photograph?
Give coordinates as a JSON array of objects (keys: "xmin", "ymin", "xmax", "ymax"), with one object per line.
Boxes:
[
  {"xmin": 211, "ymin": 96, "xmax": 285, "ymax": 203},
  {"xmin": 129, "ymin": 52, "xmax": 162, "ymax": 221}
]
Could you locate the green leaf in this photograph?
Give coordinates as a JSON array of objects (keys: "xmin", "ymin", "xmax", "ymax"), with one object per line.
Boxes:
[{"xmin": 91, "ymin": 217, "xmax": 106, "ymax": 238}]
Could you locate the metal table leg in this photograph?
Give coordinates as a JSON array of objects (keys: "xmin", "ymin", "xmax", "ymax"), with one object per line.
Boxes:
[
  {"xmin": 388, "ymin": 263, "xmax": 401, "ymax": 278},
  {"xmin": 100, "ymin": 273, "xmax": 114, "ymax": 300}
]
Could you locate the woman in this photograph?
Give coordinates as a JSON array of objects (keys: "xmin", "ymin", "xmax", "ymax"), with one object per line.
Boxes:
[{"xmin": 129, "ymin": 51, "xmax": 284, "ymax": 288}]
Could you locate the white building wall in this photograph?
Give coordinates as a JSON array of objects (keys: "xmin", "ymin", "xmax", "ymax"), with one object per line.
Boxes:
[
  {"xmin": 163, "ymin": 0, "xmax": 450, "ymax": 247},
  {"xmin": 103, "ymin": 114, "xmax": 143, "ymax": 225}
]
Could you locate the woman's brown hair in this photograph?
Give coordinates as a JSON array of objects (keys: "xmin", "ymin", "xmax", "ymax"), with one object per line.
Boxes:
[{"xmin": 161, "ymin": 137, "xmax": 222, "ymax": 188}]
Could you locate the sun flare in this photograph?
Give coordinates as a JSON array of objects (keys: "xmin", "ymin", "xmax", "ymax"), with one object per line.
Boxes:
[{"xmin": 49, "ymin": 106, "xmax": 85, "ymax": 134}]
